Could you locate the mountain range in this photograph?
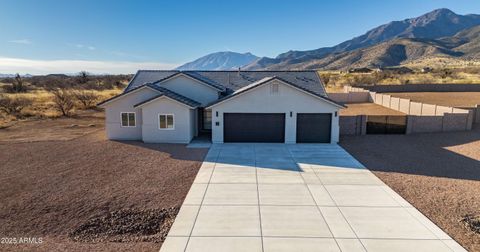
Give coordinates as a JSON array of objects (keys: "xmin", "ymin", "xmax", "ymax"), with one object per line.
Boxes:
[
  {"xmin": 176, "ymin": 52, "xmax": 258, "ymax": 70},
  {"xmin": 178, "ymin": 9, "xmax": 480, "ymax": 70}
]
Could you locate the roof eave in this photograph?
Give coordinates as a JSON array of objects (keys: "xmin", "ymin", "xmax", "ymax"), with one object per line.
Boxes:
[
  {"xmin": 97, "ymin": 85, "xmax": 161, "ymax": 107},
  {"xmin": 133, "ymin": 94, "xmax": 199, "ymax": 109}
]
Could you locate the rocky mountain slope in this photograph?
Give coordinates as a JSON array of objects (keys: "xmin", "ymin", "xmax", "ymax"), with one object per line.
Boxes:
[
  {"xmin": 264, "ymin": 25, "xmax": 480, "ymax": 70},
  {"xmin": 244, "ymin": 8, "xmax": 480, "ymax": 70}
]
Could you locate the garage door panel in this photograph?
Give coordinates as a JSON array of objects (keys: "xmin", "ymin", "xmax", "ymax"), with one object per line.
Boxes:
[
  {"xmin": 224, "ymin": 113, "xmax": 285, "ymax": 143},
  {"xmin": 296, "ymin": 113, "xmax": 331, "ymax": 143}
]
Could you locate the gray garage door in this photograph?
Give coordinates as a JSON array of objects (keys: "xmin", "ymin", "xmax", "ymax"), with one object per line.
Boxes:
[
  {"xmin": 224, "ymin": 113, "xmax": 285, "ymax": 143},
  {"xmin": 296, "ymin": 113, "xmax": 332, "ymax": 143}
]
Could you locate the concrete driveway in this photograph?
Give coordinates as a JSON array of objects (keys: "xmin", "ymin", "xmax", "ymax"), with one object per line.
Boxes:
[{"xmin": 161, "ymin": 144, "xmax": 466, "ymax": 252}]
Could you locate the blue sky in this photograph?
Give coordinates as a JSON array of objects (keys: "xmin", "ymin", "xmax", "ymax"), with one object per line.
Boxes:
[{"xmin": 1, "ymin": 0, "xmax": 479, "ymax": 74}]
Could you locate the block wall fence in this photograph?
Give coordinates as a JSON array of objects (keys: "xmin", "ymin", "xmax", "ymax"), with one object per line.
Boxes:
[{"xmin": 332, "ymin": 86, "xmax": 476, "ymax": 135}]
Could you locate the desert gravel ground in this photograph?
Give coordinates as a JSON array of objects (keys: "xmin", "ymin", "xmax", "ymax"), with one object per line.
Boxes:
[
  {"xmin": 0, "ymin": 122, "xmax": 207, "ymax": 251},
  {"xmin": 340, "ymin": 102, "xmax": 406, "ymax": 116},
  {"xmin": 340, "ymin": 125, "xmax": 480, "ymax": 252},
  {"xmin": 385, "ymin": 92, "xmax": 480, "ymax": 108}
]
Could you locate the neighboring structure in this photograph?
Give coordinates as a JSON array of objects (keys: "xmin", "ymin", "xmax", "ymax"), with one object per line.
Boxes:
[
  {"xmin": 98, "ymin": 70, "xmax": 344, "ymax": 144},
  {"xmin": 348, "ymin": 67, "xmax": 373, "ymax": 73}
]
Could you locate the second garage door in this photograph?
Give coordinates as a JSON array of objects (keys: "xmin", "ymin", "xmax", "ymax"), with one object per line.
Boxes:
[
  {"xmin": 296, "ymin": 113, "xmax": 332, "ymax": 143},
  {"xmin": 224, "ymin": 113, "xmax": 285, "ymax": 142}
]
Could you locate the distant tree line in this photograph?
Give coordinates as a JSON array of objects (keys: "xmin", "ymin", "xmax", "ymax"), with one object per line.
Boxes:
[
  {"xmin": 1, "ymin": 71, "xmax": 132, "ymax": 92},
  {"xmin": 0, "ymin": 71, "xmax": 132, "ymax": 120}
]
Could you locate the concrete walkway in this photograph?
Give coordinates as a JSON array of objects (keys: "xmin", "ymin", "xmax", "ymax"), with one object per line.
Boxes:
[{"xmin": 161, "ymin": 144, "xmax": 466, "ymax": 252}]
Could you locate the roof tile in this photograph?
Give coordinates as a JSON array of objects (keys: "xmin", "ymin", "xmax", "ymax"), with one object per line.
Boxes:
[{"xmin": 125, "ymin": 70, "xmax": 327, "ymax": 97}]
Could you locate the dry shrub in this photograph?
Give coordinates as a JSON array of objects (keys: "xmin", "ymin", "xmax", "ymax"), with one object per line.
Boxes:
[
  {"xmin": 51, "ymin": 89, "xmax": 75, "ymax": 116},
  {"xmin": 461, "ymin": 214, "xmax": 480, "ymax": 234},
  {"xmin": 3, "ymin": 74, "xmax": 28, "ymax": 93},
  {"xmin": 0, "ymin": 94, "xmax": 32, "ymax": 118},
  {"xmin": 73, "ymin": 90, "xmax": 98, "ymax": 109}
]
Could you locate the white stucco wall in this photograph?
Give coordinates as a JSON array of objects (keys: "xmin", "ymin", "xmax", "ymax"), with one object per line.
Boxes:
[
  {"xmin": 159, "ymin": 75, "xmax": 219, "ymax": 106},
  {"xmin": 210, "ymin": 80, "xmax": 341, "ymax": 144},
  {"xmin": 103, "ymin": 87, "xmax": 159, "ymax": 140},
  {"xmin": 140, "ymin": 97, "xmax": 196, "ymax": 143}
]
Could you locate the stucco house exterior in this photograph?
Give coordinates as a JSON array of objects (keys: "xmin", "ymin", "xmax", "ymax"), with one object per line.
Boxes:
[{"xmin": 98, "ymin": 70, "xmax": 344, "ymax": 144}]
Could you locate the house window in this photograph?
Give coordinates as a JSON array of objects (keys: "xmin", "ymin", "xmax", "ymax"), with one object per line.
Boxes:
[
  {"xmin": 121, "ymin": 112, "xmax": 136, "ymax": 127},
  {"xmin": 270, "ymin": 83, "xmax": 279, "ymax": 95},
  {"xmin": 159, "ymin": 114, "xmax": 174, "ymax": 129}
]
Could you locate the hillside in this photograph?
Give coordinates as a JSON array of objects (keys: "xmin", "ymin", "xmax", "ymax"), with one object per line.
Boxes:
[
  {"xmin": 316, "ymin": 25, "xmax": 480, "ymax": 70},
  {"xmin": 284, "ymin": 34, "xmax": 478, "ymax": 70},
  {"xmin": 442, "ymin": 25, "xmax": 480, "ymax": 58},
  {"xmin": 176, "ymin": 52, "xmax": 258, "ymax": 70},
  {"xmin": 244, "ymin": 8, "xmax": 480, "ymax": 70}
]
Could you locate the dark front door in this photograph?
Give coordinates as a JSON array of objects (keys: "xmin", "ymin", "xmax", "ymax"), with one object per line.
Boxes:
[
  {"xmin": 296, "ymin": 113, "xmax": 332, "ymax": 143},
  {"xmin": 223, "ymin": 113, "xmax": 285, "ymax": 143}
]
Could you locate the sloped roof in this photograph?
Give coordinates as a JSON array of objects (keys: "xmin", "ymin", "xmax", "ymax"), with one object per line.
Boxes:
[
  {"xmin": 139, "ymin": 84, "xmax": 201, "ymax": 108},
  {"xmin": 231, "ymin": 76, "xmax": 276, "ymax": 95},
  {"xmin": 124, "ymin": 70, "xmax": 327, "ymax": 97},
  {"xmin": 97, "ymin": 84, "xmax": 156, "ymax": 107},
  {"xmin": 97, "ymin": 82, "xmax": 201, "ymax": 108},
  {"xmin": 149, "ymin": 72, "xmax": 225, "ymax": 91}
]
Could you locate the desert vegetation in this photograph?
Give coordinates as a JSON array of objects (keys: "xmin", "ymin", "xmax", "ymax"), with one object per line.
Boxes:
[
  {"xmin": 0, "ymin": 72, "xmax": 128, "ymax": 127},
  {"xmin": 320, "ymin": 66, "xmax": 480, "ymax": 91}
]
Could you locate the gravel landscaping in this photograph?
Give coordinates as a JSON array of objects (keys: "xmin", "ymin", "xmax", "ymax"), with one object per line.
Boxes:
[
  {"xmin": 0, "ymin": 118, "xmax": 207, "ymax": 252},
  {"xmin": 340, "ymin": 125, "xmax": 480, "ymax": 251},
  {"xmin": 70, "ymin": 208, "xmax": 179, "ymax": 243},
  {"xmin": 461, "ymin": 215, "xmax": 480, "ymax": 235}
]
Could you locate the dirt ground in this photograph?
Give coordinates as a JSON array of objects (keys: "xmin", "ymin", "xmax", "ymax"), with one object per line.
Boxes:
[
  {"xmin": 0, "ymin": 116, "xmax": 207, "ymax": 252},
  {"xmin": 385, "ymin": 92, "xmax": 480, "ymax": 108},
  {"xmin": 0, "ymin": 110, "xmax": 105, "ymax": 143},
  {"xmin": 340, "ymin": 102, "xmax": 406, "ymax": 116},
  {"xmin": 340, "ymin": 125, "xmax": 480, "ymax": 251}
]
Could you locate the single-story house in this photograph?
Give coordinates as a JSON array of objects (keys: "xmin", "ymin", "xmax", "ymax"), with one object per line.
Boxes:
[{"xmin": 98, "ymin": 70, "xmax": 344, "ymax": 144}]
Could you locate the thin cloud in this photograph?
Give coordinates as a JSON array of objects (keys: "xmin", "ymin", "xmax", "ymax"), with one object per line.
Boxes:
[
  {"xmin": 70, "ymin": 43, "xmax": 96, "ymax": 50},
  {"xmin": 9, "ymin": 39, "xmax": 32, "ymax": 45},
  {"xmin": 0, "ymin": 57, "xmax": 178, "ymax": 75},
  {"xmin": 109, "ymin": 51, "xmax": 145, "ymax": 60}
]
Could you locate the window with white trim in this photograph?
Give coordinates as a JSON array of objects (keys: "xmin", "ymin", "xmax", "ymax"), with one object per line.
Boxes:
[
  {"xmin": 159, "ymin": 114, "xmax": 174, "ymax": 129},
  {"xmin": 121, "ymin": 112, "xmax": 136, "ymax": 127}
]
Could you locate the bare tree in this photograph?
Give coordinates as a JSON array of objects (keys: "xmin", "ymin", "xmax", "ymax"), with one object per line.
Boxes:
[
  {"xmin": 14, "ymin": 74, "xmax": 27, "ymax": 92},
  {"xmin": 0, "ymin": 94, "xmax": 32, "ymax": 118},
  {"xmin": 73, "ymin": 90, "xmax": 98, "ymax": 109},
  {"xmin": 77, "ymin": 71, "xmax": 89, "ymax": 84},
  {"xmin": 51, "ymin": 89, "xmax": 75, "ymax": 116},
  {"xmin": 3, "ymin": 74, "xmax": 28, "ymax": 93}
]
